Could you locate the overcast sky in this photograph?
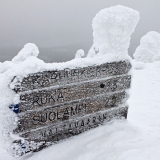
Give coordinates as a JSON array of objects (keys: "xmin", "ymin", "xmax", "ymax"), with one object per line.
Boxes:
[{"xmin": 0, "ymin": 0, "xmax": 160, "ymax": 62}]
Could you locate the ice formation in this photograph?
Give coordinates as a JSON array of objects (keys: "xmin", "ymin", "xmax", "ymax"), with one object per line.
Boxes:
[
  {"xmin": 133, "ymin": 31, "xmax": 160, "ymax": 63},
  {"xmin": 12, "ymin": 43, "xmax": 39, "ymax": 63},
  {"xmin": 87, "ymin": 5, "xmax": 140, "ymax": 60},
  {"xmin": 87, "ymin": 46, "xmax": 96, "ymax": 58},
  {"xmin": 75, "ymin": 49, "xmax": 84, "ymax": 58},
  {"xmin": 0, "ymin": 61, "xmax": 15, "ymax": 73}
]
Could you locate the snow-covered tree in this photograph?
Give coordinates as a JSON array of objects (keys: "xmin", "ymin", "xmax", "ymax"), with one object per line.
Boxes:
[
  {"xmin": 91, "ymin": 5, "xmax": 140, "ymax": 61},
  {"xmin": 133, "ymin": 31, "xmax": 160, "ymax": 62}
]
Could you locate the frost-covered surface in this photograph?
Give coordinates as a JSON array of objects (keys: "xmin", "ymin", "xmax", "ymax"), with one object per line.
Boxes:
[
  {"xmin": 12, "ymin": 43, "xmax": 39, "ymax": 63},
  {"xmin": 0, "ymin": 73, "xmax": 17, "ymax": 158},
  {"xmin": 0, "ymin": 44, "xmax": 132, "ymax": 159},
  {"xmin": 132, "ymin": 60, "xmax": 145, "ymax": 70},
  {"xmin": 0, "ymin": 52, "xmax": 133, "ymax": 81},
  {"xmin": 133, "ymin": 31, "xmax": 160, "ymax": 62},
  {"xmin": 89, "ymin": 5, "xmax": 140, "ymax": 59},
  {"xmin": 1, "ymin": 61, "xmax": 160, "ymax": 159},
  {"xmin": 87, "ymin": 46, "xmax": 96, "ymax": 58},
  {"xmin": 75, "ymin": 49, "xmax": 85, "ymax": 58},
  {"xmin": 0, "ymin": 43, "xmax": 39, "ymax": 73}
]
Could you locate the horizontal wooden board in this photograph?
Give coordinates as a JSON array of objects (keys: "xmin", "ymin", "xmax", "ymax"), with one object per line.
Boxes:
[
  {"xmin": 19, "ymin": 75, "xmax": 131, "ymax": 113},
  {"xmin": 12, "ymin": 106, "xmax": 128, "ymax": 157},
  {"xmin": 11, "ymin": 60, "xmax": 131, "ymax": 93},
  {"xmin": 14, "ymin": 91, "xmax": 128, "ymax": 133}
]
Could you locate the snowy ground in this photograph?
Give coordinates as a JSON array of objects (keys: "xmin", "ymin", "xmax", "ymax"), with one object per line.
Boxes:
[{"xmin": 0, "ymin": 61, "xmax": 160, "ymax": 160}]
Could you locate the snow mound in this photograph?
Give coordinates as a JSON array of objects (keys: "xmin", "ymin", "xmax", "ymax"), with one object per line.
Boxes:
[
  {"xmin": 88, "ymin": 5, "xmax": 140, "ymax": 60},
  {"xmin": 75, "ymin": 49, "xmax": 85, "ymax": 58},
  {"xmin": 12, "ymin": 43, "xmax": 39, "ymax": 63},
  {"xmin": 0, "ymin": 61, "xmax": 15, "ymax": 73},
  {"xmin": 132, "ymin": 60, "xmax": 145, "ymax": 70},
  {"xmin": 133, "ymin": 31, "xmax": 160, "ymax": 63}
]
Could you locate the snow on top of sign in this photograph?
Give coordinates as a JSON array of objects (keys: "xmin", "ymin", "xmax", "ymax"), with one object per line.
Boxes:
[
  {"xmin": 89, "ymin": 5, "xmax": 140, "ymax": 59},
  {"xmin": 0, "ymin": 50, "xmax": 133, "ymax": 81},
  {"xmin": 87, "ymin": 46, "xmax": 96, "ymax": 58},
  {"xmin": 75, "ymin": 49, "xmax": 85, "ymax": 58},
  {"xmin": 12, "ymin": 43, "xmax": 39, "ymax": 63},
  {"xmin": 133, "ymin": 31, "xmax": 160, "ymax": 63}
]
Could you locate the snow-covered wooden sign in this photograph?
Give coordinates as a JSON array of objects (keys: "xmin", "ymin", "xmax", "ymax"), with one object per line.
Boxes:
[
  {"xmin": 7, "ymin": 5, "xmax": 140, "ymax": 158},
  {"xmin": 11, "ymin": 60, "xmax": 131, "ymax": 156}
]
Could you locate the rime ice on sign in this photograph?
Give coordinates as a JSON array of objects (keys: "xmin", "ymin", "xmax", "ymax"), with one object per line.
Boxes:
[
  {"xmin": 9, "ymin": 5, "xmax": 140, "ymax": 158},
  {"xmin": 12, "ymin": 43, "xmax": 39, "ymax": 63}
]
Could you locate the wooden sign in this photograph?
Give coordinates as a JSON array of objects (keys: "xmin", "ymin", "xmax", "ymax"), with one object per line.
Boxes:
[{"xmin": 10, "ymin": 60, "xmax": 131, "ymax": 157}]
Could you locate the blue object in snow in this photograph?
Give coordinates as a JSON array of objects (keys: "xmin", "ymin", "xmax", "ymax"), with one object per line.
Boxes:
[
  {"xmin": 21, "ymin": 143, "xmax": 26, "ymax": 149},
  {"xmin": 9, "ymin": 104, "xmax": 19, "ymax": 114}
]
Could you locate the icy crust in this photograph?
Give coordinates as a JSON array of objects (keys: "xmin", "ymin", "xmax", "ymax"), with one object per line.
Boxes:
[
  {"xmin": 75, "ymin": 49, "xmax": 85, "ymax": 59},
  {"xmin": 90, "ymin": 5, "xmax": 140, "ymax": 58},
  {"xmin": 0, "ymin": 74, "xmax": 17, "ymax": 157},
  {"xmin": 1, "ymin": 53, "xmax": 132, "ymax": 86},
  {"xmin": 133, "ymin": 31, "xmax": 160, "ymax": 63},
  {"xmin": 12, "ymin": 43, "xmax": 39, "ymax": 63}
]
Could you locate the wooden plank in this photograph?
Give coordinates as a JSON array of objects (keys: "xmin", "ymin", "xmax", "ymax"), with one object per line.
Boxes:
[
  {"xmin": 11, "ymin": 60, "xmax": 131, "ymax": 93},
  {"xmin": 18, "ymin": 75, "xmax": 131, "ymax": 113},
  {"xmin": 14, "ymin": 91, "xmax": 128, "ymax": 133},
  {"xmin": 10, "ymin": 60, "xmax": 132, "ymax": 157},
  {"xmin": 12, "ymin": 106, "xmax": 128, "ymax": 157}
]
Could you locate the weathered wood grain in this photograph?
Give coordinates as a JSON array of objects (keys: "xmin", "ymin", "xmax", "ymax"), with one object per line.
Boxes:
[
  {"xmin": 19, "ymin": 75, "xmax": 131, "ymax": 113},
  {"xmin": 14, "ymin": 91, "xmax": 128, "ymax": 133},
  {"xmin": 11, "ymin": 60, "xmax": 131, "ymax": 93},
  {"xmin": 12, "ymin": 106, "xmax": 128, "ymax": 157},
  {"xmin": 10, "ymin": 60, "xmax": 132, "ymax": 158}
]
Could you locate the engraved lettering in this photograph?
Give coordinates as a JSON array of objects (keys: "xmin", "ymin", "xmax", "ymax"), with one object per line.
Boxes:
[
  {"xmin": 75, "ymin": 121, "xmax": 79, "ymax": 128},
  {"xmin": 41, "ymin": 113, "xmax": 47, "ymax": 123},
  {"xmin": 49, "ymin": 112, "xmax": 56, "ymax": 121},
  {"xmin": 92, "ymin": 117, "xmax": 96, "ymax": 123},
  {"xmin": 80, "ymin": 120, "xmax": 85, "ymax": 127},
  {"xmin": 32, "ymin": 96, "xmax": 41, "ymax": 105},
  {"xmin": 86, "ymin": 118, "xmax": 90, "ymax": 125},
  {"xmin": 70, "ymin": 106, "xmax": 78, "ymax": 116},
  {"xmin": 41, "ymin": 95, "xmax": 47, "ymax": 105},
  {"xmin": 56, "ymin": 110, "xmax": 61, "ymax": 120},
  {"xmin": 33, "ymin": 115, "xmax": 40, "ymax": 125}
]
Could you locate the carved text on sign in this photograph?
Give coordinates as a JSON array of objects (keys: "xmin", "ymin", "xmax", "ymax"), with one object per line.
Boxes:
[
  {"xmin": 12, "ymin": 60, "xmax": 131, "ymax": 93},
  {"xmin": 10, "ymin": 60, "xmax": 132, "ymax": 157},
  {"xmin": 14, "ymin": 91, "xmax": 128, "ymax": 133},
  {"xmin": 18, "ymin": 75, "xmax": 131, "ymax": 113},
  {"xmin": 12, "ymin": 106, "xmax": 128, "ymax": 156},
  {"xmin": 20, "ymin": 106, "xmax": 128, "ymax": 141}
]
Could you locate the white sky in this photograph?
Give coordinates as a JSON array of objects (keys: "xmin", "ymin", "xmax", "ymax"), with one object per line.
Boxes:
[{"xmin": 0, "ymin": 0, "xmax": 160, "ymax": 61}]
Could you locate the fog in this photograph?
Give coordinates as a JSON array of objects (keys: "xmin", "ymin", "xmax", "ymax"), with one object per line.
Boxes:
[{"xmin": 0, "ymin": 0, "xmax": 160, "ymax": 62}]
